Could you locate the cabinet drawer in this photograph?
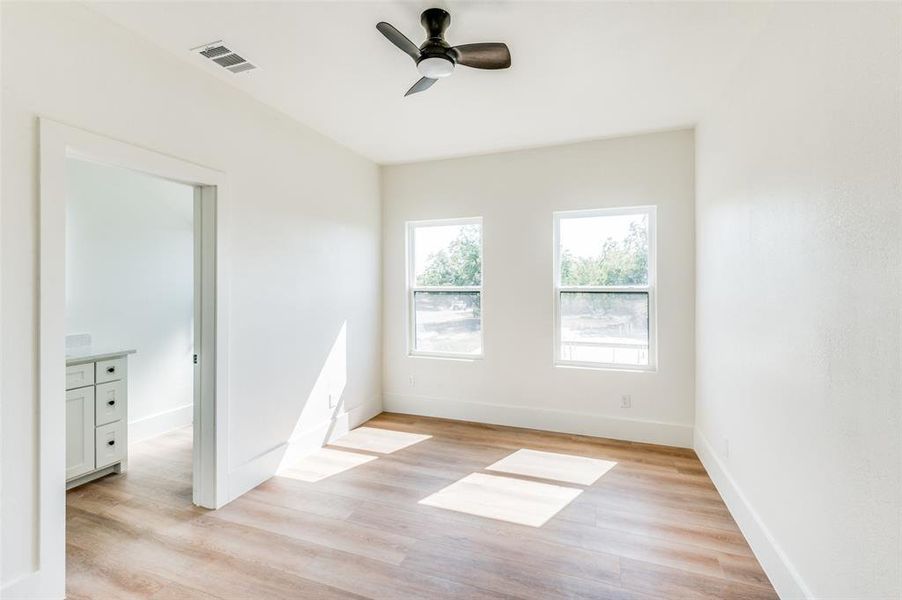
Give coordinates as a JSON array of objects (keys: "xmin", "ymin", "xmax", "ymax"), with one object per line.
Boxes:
[
  {"xmin": 95, "ymin": 421, "xmax": 125, "ymax": 469},
  {"xmin": 96, "ymin": 357, "xmax": 125, "ymax": 384},
  {"xmin": 95, "ymin": 380, "xmax": 125, "ymax": 426},
  {"xmin": 66, "ymin": 362, "xmax": 95, "ymax": 390}
]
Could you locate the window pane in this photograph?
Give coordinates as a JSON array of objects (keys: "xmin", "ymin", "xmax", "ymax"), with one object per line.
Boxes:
[
  {"xmin": 414, "ymin": 291, "xmax": 481, "ymax": 354},
  {"xmin": 560, "ymin": 292, "xmax": 648, "ymax": 366},
  {"xmin": 559, "ymin": 213, "xmax": 648, "ymax": 286},
  {"xmin": 414, "ymin": 223, "xmax": 481, "ymax": 286}
]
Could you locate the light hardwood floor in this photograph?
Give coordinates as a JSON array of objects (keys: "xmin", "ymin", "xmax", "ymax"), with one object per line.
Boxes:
[{"xmin": 67, "ymin": 413, "xmax": 777, "ymax": 599}]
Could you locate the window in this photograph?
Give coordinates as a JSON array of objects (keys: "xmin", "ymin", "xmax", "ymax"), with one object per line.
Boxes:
[
  {"xmin": 553, "ymin": 207, "xmax": 656, "ymax": 370},
  {"xmin": 407, "ymin": 218, "xmax": 483, "ymax": 357}
]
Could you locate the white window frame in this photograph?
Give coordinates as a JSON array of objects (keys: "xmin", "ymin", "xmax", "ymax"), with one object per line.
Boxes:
[
  {"xmin": 406, "ymin": 217, "xmax": 484, "ymax": 359},
  {"xmin": 553, "ymin": 206, "xmax": 657, "ymax": 372}
]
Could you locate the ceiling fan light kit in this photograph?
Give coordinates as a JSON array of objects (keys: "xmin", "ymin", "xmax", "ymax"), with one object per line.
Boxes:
[
  {"xmin": 418, "ymin": 57, "xmax": 455, "ymax": 79},
  {"xmin": 377, "ymin": 8, "xmax": 511, "ymax": 97}
]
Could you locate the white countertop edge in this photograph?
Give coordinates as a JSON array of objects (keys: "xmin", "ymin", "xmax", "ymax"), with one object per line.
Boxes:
[{"xmin": 66, "ymin": 348, "xmax": 137, "ymax": 365}]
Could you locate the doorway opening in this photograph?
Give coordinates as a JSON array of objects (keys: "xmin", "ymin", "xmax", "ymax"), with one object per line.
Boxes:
[
  {"xmin": 37, "ymin": 119, "xmax": 229, "ymax": 597},
  {"xmin": 64, "ymin": 157, "xmax": 196, "ymax": 501}
]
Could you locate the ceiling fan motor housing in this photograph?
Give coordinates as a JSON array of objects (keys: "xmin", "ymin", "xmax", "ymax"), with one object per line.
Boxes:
[
  {"xmin": 421, "ymin": 8, "xmax": 452, "ymax": 42},
  {"xmin": 417, "ymin": 8, "xmax": 456, "ymax": 77}
]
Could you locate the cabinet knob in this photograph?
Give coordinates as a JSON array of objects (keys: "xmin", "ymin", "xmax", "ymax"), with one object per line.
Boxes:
[
  {"xmin": 107, "ymin": 400, "xmax": 115, "ymax": 406},
  {"xmin": 106, "ymin": 367, "xmax": 115, "ymax": 373},
  {"xmin": 107, "ymin": 440, "xmax": 115, "ymax": 446}
]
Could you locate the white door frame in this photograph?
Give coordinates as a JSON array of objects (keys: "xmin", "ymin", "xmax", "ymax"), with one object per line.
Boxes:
[{"xmin": 35, "ymin": 119, "xmax": 230, "ymax": 597}]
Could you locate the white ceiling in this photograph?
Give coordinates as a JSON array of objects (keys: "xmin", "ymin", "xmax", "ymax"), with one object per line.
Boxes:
[{"xmin": 88, "ymin": 1, "xmax": 772, "ymax": 164}]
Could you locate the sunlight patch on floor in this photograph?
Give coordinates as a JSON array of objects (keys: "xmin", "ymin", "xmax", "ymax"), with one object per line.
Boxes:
[
  {"xmin": 330, "ymin": 426, "xmax": 431, "ymax": 454},
  {"xmin": 277, "ymin": 447, "xmax": 377, "ymax": 483},
  {"xmin": 418, "ymin": 472, "xmax": 582, "ymax": 527},
  {"xmin": 485, "ymin": 448, "xmax": 617, "ymax": 486}
]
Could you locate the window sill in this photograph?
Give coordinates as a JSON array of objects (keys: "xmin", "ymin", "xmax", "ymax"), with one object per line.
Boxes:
[
  {"xmin": 554, "ymin": 360, "xmax": 656, "ymax": 373},
  {"xmin": 408, "ymin": 351, "xmax": 483, "ymax": 362}
]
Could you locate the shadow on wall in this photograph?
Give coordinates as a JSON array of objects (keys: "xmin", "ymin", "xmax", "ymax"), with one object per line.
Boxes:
[{"xmin": 274, "ymin": 321, "xmax": 349, "ymax": 472}]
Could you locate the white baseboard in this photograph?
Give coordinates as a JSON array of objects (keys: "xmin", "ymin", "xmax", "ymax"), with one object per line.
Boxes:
[
  {"xmin": 1, "ymin": 571, "xmax": 37, "ymax": 600},
  {"xmin": 277, "ymin": 401, "xmax": 382, "ymax": 468},
  {"xmin": 694, "ymin": 428, "xmax": 811, "ymax": 599},
  {"xmin": 0, "ymin": 569, "xmax": 63, "ymax": 600},
  {"xmin": 383, "ymin": 392, "xmax": 693, "ymax": 448},
  {"xmin": 226, "ymin": 398, "xmax": 382, "ymax": 502},
  {"xmin": 129, "ymin": 403, "xmax": 193, "ymax": 443}
]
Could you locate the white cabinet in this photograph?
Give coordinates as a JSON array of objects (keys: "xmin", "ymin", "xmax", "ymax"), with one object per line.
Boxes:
[
  {"xmin": 65, "ymin": 350, "xmax": 133, "ymax": 489},
  {"xmin": 66, "ymin": 386, "xmax": 95, "ymax": 480}
]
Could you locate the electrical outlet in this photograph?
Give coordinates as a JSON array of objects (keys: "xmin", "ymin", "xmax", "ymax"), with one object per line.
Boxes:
[
  {"xmin": 328, "ymin": 393, "xmax": 337, "ymax": 409},
  {"xmin": 621, "ymin": 394, "xmax": 631, "ymax": 408},
  {"xmin": 723, "ymin": 437, "xmax": 730, "ymax": 459},
  {"xmin": 408, "ymin": 376, "xmax": 416, "ymax": 387}
]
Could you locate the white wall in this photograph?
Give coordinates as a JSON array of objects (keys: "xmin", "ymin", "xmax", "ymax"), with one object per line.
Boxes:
[
  {"xmin": 694, "ymin": 3, "xmax": 901, "ymax": 599},
  {"xmin": 66, "ymin": 158, "xmax": 195, "ymax": 442},
  {"xmin": 382, "ymin": 130, "xmax": 695, "ymax": 447},
  {"xmin": 1, "ymin": 2, "xmax": 381, "ymax": 593}
]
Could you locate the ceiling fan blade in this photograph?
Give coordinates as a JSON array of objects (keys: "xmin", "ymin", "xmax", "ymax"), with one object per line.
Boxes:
[
  {"xmin": 405, "ymin": 76, "xmax": 437, "ymax": 97},
  {"xmin": 377, "ymin": 22, "xmax": 421, "ymax": 61},
  {"xmin": 452, "ymin": 43, "xmax": 511, "ymax": 69}
]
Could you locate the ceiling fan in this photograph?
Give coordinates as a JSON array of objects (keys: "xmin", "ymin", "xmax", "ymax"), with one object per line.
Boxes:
[{"xmin": 377, "ymin": 8, "xmax": 511, "ymax": 97}]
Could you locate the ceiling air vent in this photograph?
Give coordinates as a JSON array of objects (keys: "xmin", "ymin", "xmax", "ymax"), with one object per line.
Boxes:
[{"xmin": 191, "ymin": 41, "xmax": 258, "ymax": 75}]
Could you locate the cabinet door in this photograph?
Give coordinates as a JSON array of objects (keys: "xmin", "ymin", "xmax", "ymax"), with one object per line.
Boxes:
[{"xmin": 66, "ymin": 386, "xmax": 95, "ymax": 480}]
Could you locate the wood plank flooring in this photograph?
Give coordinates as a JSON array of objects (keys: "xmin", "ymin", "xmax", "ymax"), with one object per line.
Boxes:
[{"xmin": 67, "ymin": 413, "xmax": 777, "ymax": 599}]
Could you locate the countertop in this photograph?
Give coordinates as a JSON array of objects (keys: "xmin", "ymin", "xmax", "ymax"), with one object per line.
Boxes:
[{"xmin": 66, "ymin": 347, "xmax": 137, "ymax": 366}]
